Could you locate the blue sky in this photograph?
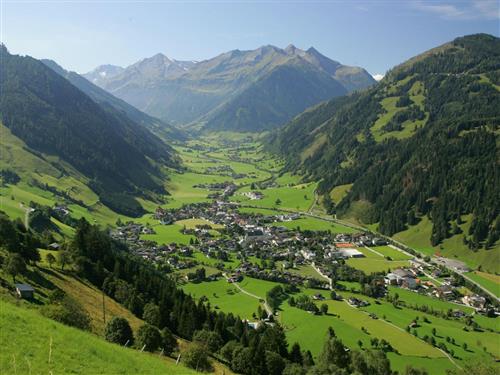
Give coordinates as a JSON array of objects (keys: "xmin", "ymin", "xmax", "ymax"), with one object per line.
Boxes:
[{"xmin": 1, "ymin": 1, "xmax": 499, "ymax": 77}]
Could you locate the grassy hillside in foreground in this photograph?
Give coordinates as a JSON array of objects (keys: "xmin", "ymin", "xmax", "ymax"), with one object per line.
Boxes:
[{"xmin": 0, "ymin": 300, "xmax": 197, "ymax": 375}]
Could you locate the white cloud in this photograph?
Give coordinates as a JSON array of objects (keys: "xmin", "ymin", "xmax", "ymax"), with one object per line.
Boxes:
[
  {"xmin": 372, "ymin": 74, "xmax": 384, "ymax": 81},
  {"xmin": 472, "ymin": 0, "xmax": 500, "ymax": 20},
  {"xmin": 411, "ymin": 0, "xmax": 499, "ymax": 20}
]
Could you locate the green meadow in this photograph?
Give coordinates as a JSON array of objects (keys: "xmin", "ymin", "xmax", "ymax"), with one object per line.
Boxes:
[
  {"xmin": 464, "ymin": 271, "xmax": 500, "ymax": 298},
  {"xmin": 141, "ymin": 223, "xmax": 195, "ymax": 245},
  {"xmin": 232, "ymin": 183, "xmax": 317, "ymax": 212},
  {"xmin": 346, "ymin": 258, "xmax": 409, "ymax": 274},
  {"xmin": 182, "ymin": 279, "xmax": 261, "ymax": 319},
  {"xmin": 271, "ymin": 216, "xmax": 356, "ymax": 233},
  {"xmin": 0, "ymin": 301, "xmax": 196, "ymax": 375}
]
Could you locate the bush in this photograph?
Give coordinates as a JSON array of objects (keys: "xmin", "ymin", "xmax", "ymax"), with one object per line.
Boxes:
[
  {"xmin": 136, "ymin": 324, "xmax": 162, "ymax": 352},
  {"xmin": 104, "ymin": 317, "xmax": 134, "ymax": 346},
  {"xmin": 219, "ymin": 340, "xmax": 241, "ymax": 362},
  {"xmin": 142, "ymin": 302, "xmax": 161, "ymax": 327},
  {"xmin": 283, "ymin": 363, "xmax": 306, "ymax": 375},
  {"xmin": 161, "ymin": 327, "xmax": 177, "ymax": 355},
  {"xmin": 193, "ymin": 329, "xmax": 223, "ymax": 353},
  {"xmin": 231, "ymin": 347, "xmax": 253, "ymax": 374},
  {"xmin": 42, "ymin": 295, "xmax": 91, "ymax": 331},
  {"xmin": 3, "ymin": 253, "xmax": 26, "ymax": 282},
  {"xmin": 183, "ymin": 344, "xmax": 212, "ymax": 372},
  {"xmin": 266, "ymin": 350, "xmax": 286, "ymax": 375}
]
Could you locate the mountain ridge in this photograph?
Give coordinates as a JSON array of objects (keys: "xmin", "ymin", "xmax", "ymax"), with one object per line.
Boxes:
[{"xmin": 84, "ymin": 44, "xmax": 375, "ymax": 131}]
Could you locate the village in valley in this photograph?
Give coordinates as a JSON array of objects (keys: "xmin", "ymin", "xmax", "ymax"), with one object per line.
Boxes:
[{"xmin": 110, "ymin": 197, "xmax": 493, "ymax": 319}]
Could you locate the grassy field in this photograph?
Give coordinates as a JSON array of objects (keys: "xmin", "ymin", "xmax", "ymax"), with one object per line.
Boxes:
[
  {"xmin": 162, "ymin": 171, "xmax": 228, "ymax": 209},
  {"xmin": 175, "ymin": 218, "xmax": 224, "ymax": 230},
  {"xmin": 232, "ymin": 183, "xmax": 317, "ymax": 212},
  {"xmin": 371, "ymin": 246, "xmax": 413, "ymax": 260},
  {"xmin": 360, "ymin": 295, "xmax": 500, "ymax": 370},
  {"xmin": 277, "ymin": 263, "xmax": 325, "ymax": 279},
  {"xmin": 346, "ymin": 258, "xmax": 409, "ymax": 274},
  {"xmin": 279, "ymin": 296, "xmax": 449, "ymax": 374},
  {"xmin": 386, "ymin": 287, "xmax": 474, "ymax": 315},
  {"xmin": 182, "ymin": 279, "xmax": 261, "ymax": 319},
  {"xmin": 464, "ymin": 271, "xmax": 500, "ymax": 298},
  {"xmin": 42, "ymin": 269, "xmax": 145, "ymax": 335},
  {"xmin": 369, "ymin": 81, "xmax": 428, "ymax": 142},
  {"xmin": 271, "ymin": 217, "xmax": 356, "ymax": 233},
  {"xmin": 0, "ymin": 301, "xmax": 197, "ymax": 375},
  {"xmin": 140, "ymin": 223, "xmax": 195, "ymax": 245},
  {"xmin": 237, "ymin": 207, "xmax": 284, "ymax": 215}
]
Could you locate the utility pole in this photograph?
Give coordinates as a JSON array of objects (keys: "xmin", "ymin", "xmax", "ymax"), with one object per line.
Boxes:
[{"xmin": 102, "ymin": 290, "xmax": 106, "ymax": 325}]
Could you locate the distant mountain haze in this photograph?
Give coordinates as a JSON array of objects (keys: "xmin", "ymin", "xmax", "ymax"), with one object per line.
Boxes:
[{"xmin": 84, "ymin": 45, "xmax": 375, "ymax": 132}]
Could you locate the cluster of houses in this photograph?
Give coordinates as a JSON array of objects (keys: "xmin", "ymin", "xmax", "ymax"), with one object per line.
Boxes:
[
  {"xmin": 383, "ymin": 263, "xmax": 488, "ymax": 311},
  {"xmin": 109, "ymin": 201, "xmax": 495, "ymax": 315}
]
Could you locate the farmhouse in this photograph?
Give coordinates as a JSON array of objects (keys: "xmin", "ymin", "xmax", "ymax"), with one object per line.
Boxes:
[
  {"xmin": 434, "ymin": 285, "xmax": 454, "ymax": 300},
  {"xmin": 15, "ymin": 283, "xmax": 35, "ymax": 299},
  {"xmin": 385, "ymin": 269, "xmax": 417, "ymax": 289},
  {"xmin": 347, "ymin": 297, "xmax": 369, "ymax": 307},
  {"xmin": 244, "ymin": 191, "xmax": 264, "ymax": 200},
  {"xmin": 462, "ymin": 294, "xmax": 486, "ymax": 309}
]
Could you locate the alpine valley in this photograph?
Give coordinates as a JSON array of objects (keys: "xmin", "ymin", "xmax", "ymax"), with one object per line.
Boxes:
[{"xmin": 0, "ymin": 33, "xmax": 498, "ymax": 375}]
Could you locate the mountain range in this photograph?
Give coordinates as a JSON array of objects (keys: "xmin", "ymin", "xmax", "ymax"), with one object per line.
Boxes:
[
  {"xmin": 269, "ymin": 34, "xmax": 500, "ymax": 258},
  {"xmin": 84, "ymin": 45, "xmax": 375, "ymax": 132}
]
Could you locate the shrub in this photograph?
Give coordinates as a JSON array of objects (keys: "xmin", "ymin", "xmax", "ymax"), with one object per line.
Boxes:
[
  {"xmin": 193, "ymin": 329, "xmax": 223, "ymax": 353},
  {"xmin": 136, "ymin": 324, "xmax": 162, "ymax": 352},
  {"xmin": 42, "ymin": 295, "xmax": 90, "ymax": 331},
  {"xmin": 183, "ymin": 344, "xmax": 212, "ymax": 372},
  {"xmin": 104, "ymin": 317, "xmax": 134, "ymax": 346},
  {"xmin": 142, "ymin": 302, "xmax": 161, "ymax": 327},
  {"xmin": 161, "ymin": 327, "xmax": 177, "ymax": 355}
]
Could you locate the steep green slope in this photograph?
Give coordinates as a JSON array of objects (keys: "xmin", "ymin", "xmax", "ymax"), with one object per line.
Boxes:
[
  {"xmin": 0, "ymin": 300, "xmax": 196, "ymax": 374},
  {"xmin": 0, "ymin": 46, "xmax": 178, "ymax": 216},
  {"xmin": 270, "ymin": 34, "xmax": 500, "ymax": 267}
]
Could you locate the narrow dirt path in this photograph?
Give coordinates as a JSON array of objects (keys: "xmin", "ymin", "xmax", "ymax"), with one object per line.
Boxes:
[{"xmin": 222, "ymin": 273, "xmax": 273, "ymax": 316}]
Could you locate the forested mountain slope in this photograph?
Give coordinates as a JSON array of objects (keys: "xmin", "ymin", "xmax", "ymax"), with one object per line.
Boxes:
[
  {"xmin": 202, "ymin": 61, "xmax": 348, "ymax": 132},
  {"xmin": 86, "ymin": 45, "xmax": 375, "ymax": 132},
  {"xmin": 270, "ymin": 34, "xmax": 500, "ymax": 257},
  {"xmin": 0, "ymin": 46, "xmax": 179, "ymax": 216},
  {"xmin": 41, "ymin": 59, "xmax": 186, "ymax": 141}
]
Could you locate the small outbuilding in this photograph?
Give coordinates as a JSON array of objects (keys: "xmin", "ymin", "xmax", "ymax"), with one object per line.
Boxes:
[{"xmin": 15, "ymin": 283, "xmax": 35, "ymax": 299}]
